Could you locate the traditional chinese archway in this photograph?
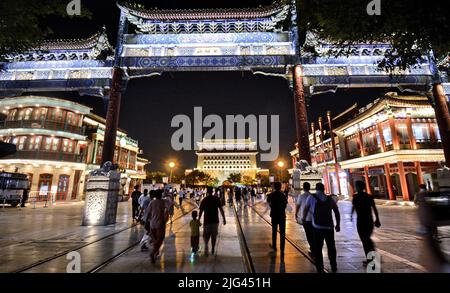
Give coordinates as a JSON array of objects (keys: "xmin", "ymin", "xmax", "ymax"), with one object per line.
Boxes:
[{"xmin": 1, "ymin": 0, "xmax": 449, "ymax": 168}]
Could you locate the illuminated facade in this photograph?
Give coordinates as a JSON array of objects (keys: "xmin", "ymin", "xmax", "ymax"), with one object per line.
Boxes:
[
  {"xmin": 291, "ymin": 93, "xmax": 445, "ymax": 201},
  {"xmin": 0, "ymin": 96, "xmax": 148, "ymax": 201},
  {"xmin": 0, "ymin": 0, "xmax": 447, "ymax": 183},
  {"xmin": 196, "ymin": 139, "xmax": 268, "ymax": 184}
]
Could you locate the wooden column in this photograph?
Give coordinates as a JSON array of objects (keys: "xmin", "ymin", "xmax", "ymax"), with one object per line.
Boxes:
[
  {"xmin": 101, "ymin": 67, "xmax": 123, "ymax": 166},
  {"xmin": 327, "ymin": 111, "xmax": 341, "ymax": 195},
  {"xmin": 406, "ymin": 114, "xmax": 417, "ymax": 149},
  {"xmin": 318, "ymin": 117, "xmax": 325, "ymax": 162},
  {"xmin": 429, "ymin": 120, "xmax": 437, "ymax": 142},
  {"xmin": 415, "ymin": 161, "xmax": 424, "ymax": 185},
  {"xmin": 293, "ymin": 65, "xmax": 311, "ymax": 164},
  {"xmin": 384, "ymin": 163, "xmax": 395, "ymax": 200},
  {"xmin": 364, "ymin": 166, "xmax": 372, "ymax": 194},
  {"xmin": 357, "ymin": 130, "xmax": 365, "ymax": 157},
  {"xmin": 318, "ymin": 116, "xmax": 330, "ymax": 193},
  {"xmin": 311, "ymin": 123, "xmax": 317, "ymax": 164},
  {"xmin": 432, "ymin": 83, "xmax": 450, "ymax": 167},
  {"xmin": 376, "ymin": 121, "xmax": 387, "ymax": 152},
  {"xmin": 348, "ymin": 169, "xmax": 355, "ymax": 195},
  {"xmin": 389, "ymin": 115, "xmax": 400, "ymax": 150},
  {"xmin": 397, "ymin": 161, "xmax": 410, "ymax": 201}
]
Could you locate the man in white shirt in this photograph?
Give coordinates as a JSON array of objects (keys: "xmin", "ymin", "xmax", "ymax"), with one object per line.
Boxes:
[{"xmin": 295, "ymin": 182, "xmax": 314, "ymax": 257}]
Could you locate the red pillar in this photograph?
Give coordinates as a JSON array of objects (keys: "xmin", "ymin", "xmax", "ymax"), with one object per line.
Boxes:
[
  {"xmin": 376, "ymin": 121, "xmax": 386, "ymax": 152},
  {"xmin": 318, "ymin": 116, "xmax": 330, "ymax": 193},
  {"xmin": 348, "ymin": 169, "xmax": 355, "ymax": 195},
  {"xmin": 384, "ymin": 163, "xmax": 395, "ymax": 200},
  {"xmin": 101, "ymin": 67, "xmax": 123, "ymax": 166},
  {"xmin": 415, "ymin": 161, "xmax": 424, "ymax": 185},
  {"xmin": 327, "ymin": 111, "xmax": 341, "ymax": 195},
  {"xmin": 398, "ymin": 161, "xmax": 410, "ymax": 201},
  {"xmin": 364, "ymin": 166, "xmax": 372, "ymax": 195},
  {"xmin": 357, "ymin": 130, "xmax": 365, "ymax": 157},
  {"xmin": 389, "ymin": 115, "xmax": 400, "ymax": 150},
  {"xmin": 406, "ymin": 114, "xmax": 417, "ymax": 149},
  {"xmin": 293, "ymin": 65, "xmax": 311, "ymax": 164},
  {"xmin": 432, "ymin": 83, "xmax": 450, "ymax": 167},
  {"xmin": 311, "ymin": 122, "xmax": 317, "ymax": 164},
  {"xmin": 318, "ymin": 117, "xmax": 325, "ymax": 163}
]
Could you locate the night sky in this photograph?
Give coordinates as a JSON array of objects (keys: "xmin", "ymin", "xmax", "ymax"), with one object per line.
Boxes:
[{"xmin": 44, "ymin": 0, "xmax": 397, "ymax": 174}]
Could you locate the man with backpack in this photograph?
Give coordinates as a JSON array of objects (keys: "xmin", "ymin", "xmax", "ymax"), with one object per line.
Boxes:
[{"xmin": 302, "ymin": 183, "xmax": 340, "ymax": 273}]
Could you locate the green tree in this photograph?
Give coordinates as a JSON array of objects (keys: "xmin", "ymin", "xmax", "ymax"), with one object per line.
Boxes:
[
  {"xmin": 227, "ymin": 173, "xmax": 241, "ymax": 183},
  {"xmin": 146, "ymin": 171, "xmax": 167, "ymax": 184},
  {"xmin": 242, "ymin": 176, "xmax": 257, "ymax": 186},
  {"xmin": 297, "ymin": 0, "xmax": 449, "ymax": 72},
  {"xmin": 0, "ymin": 0, "xmax": 90, "ymax": 60},
  {"xmin": 184, "ymin": 170, "xmax": 217, "ymax": 187},
  {"xmin": 256, "ymin": 173, "xmax": 270, "ymax": 186}
]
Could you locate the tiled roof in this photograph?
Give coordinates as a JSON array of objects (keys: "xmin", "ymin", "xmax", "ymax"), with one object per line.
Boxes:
[{"xmin": 118, "ymin": 1, "xmax": 288, "ymax": 21}]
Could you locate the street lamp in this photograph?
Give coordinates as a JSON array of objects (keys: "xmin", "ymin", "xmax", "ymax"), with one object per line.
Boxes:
[
  {"xmin": 276, "ymin": 160, "xmax": 285, "ymax": 182},
  {"xmin": 168, "ymin": 161, "xmax": 175, "ymax": 183}
]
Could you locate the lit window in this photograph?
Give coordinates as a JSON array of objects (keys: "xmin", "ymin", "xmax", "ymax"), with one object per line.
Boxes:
[
  {"xmin": 34, "ymin": 136, "xmax": 41, "ymax": 150},
  {"xmin": 24, "ymin": 108, "xmax": 32, "ymax": 120},
  {"xmin": 383, "ymin": 127, "xmax": 392, "ymax": 145},
  {"xmin": 33, "ymin": 109, "xmax": 40, "ymax": 120},
  {"xmin": 413, "ymin": 123, "xmax": 431, "ymax": 142},
  {"xmin": 7, "ymin": 109, "xmax": 17, "ymax": 121},
  {"xmin": 27, "ymin": 137, "xmax": 34, "ymax": 150},
  {"xmin": 67, "ymin": 112, "xmax": 74, "ymax": 125},
  {"xmin": 52, "ymin": 138, "xmax": 59, "ymax": 151},
  {"xmin": 44, "ymin": 137, "xmax": 52, "ymax": 151},
  {"xmin": 434, "ymin": 126, "xmax": 442, "ymax": 141},
  {"xmin": 18, "ymin": 136, "xmax": 26, "ymax": 150},
  {"xmin": 17, "ymin": 110, "xmax": 25, "ymax": 120},
  {"xmin": 40, "ymin": 108, "xmax": 47, "ymax": 120}
]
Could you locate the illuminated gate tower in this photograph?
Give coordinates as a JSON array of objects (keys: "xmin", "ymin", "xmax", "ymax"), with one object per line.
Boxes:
[
  {"xmin": 196, "ymin": 139, "xmax": 263, "ymax": 184},
  {"xmin": 1, "ymin": 1, "xmax": 450, "ymax": 223}
]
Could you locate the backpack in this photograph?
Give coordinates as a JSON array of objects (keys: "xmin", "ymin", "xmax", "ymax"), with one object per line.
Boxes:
[{"xmin": 311, "ymin": 194, "xmax": 334, "ymax": 227}]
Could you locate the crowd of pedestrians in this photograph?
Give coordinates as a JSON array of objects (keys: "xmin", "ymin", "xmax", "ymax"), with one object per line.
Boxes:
[{"xmin": 129, "ymin": 179, "xmax": 384, "ymax": 271}]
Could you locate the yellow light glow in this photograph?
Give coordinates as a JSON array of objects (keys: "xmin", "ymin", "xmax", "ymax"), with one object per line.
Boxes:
[
  {"xmin": 169, "ymin": 162, "xmax": 176, "ymax": 168},
  {"xmin": 277, "ymin": 161, "xmax": 285, "ymax": 168}
]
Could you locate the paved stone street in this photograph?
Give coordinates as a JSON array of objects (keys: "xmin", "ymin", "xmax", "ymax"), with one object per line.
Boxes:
[{"xmin": 0, "ymin": 198, "xmax": 448, "ymax": 273}]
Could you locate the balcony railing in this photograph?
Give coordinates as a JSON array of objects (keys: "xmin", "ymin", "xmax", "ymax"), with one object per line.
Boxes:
[
  {"xmin": 0, "ymin": 120, "xmax": 85, "ymax": 135},
  {"xmin": 5, "ymin": 150, "xmax": 83, "ymax": 163}
]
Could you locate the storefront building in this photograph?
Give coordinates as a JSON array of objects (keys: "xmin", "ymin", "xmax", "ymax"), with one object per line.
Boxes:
[
  {"xmin": 291, "ymin": 93, "xmax": 444, "ymax": 200},
  {"xmin": 0, "ymin": 96, "xmax": 149, "ymax": 201}
]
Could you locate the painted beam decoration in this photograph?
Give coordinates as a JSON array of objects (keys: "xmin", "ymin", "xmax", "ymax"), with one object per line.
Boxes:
[
  {"xmin": 118, "ymin": 0, "xmax": 295, "ymax": 76},
  {"xmin": 0, "ymin": 0, "xmax": 446, "ymax": 97},
  {"xmin": 0, "ymin": 29, "xmax": 113, "ymax": 97},
  {"xmin": 300, "ymin": 32, "xmax": 435, "ymax": 96}
]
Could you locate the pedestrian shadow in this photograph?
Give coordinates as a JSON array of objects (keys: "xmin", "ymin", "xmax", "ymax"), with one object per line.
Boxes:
[{"xmin": 269, "ymin": 251, "xmax": 285, "ymax": 273}]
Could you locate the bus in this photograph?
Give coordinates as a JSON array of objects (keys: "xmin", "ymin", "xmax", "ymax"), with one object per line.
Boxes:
[{"xmin": 0, "ymin": 172, "xmax": 29, "ymax": 207}]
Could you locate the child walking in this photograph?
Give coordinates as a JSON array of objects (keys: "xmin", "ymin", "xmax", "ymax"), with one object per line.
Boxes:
[{"xmin": 190, "ymin": 210, "xmax": 201, "ymax": 254}]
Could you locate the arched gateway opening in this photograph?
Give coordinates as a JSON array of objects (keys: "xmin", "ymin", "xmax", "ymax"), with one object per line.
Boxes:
[{"xmin": 0, "ymin": 0, "xmax": 448, "ymax": 225}]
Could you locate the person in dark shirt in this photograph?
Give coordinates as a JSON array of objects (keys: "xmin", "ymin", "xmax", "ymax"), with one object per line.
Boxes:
[
  {"xmin": 199, "ymin": 187, "xmax": 226, "ymax": 256},
  {"xmin": 130, "ymin": 185, "xmax": 141, "ymax": 221},
  {"xmin": 266, "ymin": 182, "xmax": 288, "ymax": 255},
  {"xmin": 351, "ymin": 180, "xmax": 381, "ymax": 264}
]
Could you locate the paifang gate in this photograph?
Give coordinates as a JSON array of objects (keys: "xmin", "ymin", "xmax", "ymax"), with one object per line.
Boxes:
[{"xmin": 1, "ymin": 0, "xmax": 449, "ymax": 167}]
